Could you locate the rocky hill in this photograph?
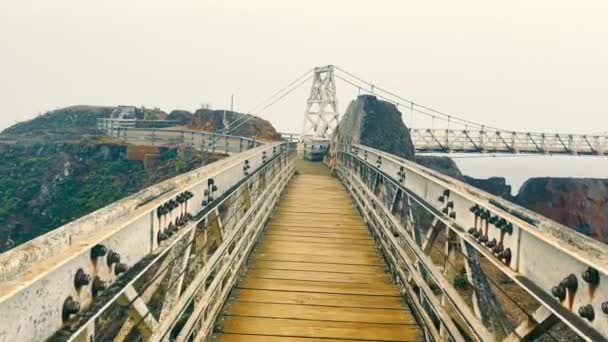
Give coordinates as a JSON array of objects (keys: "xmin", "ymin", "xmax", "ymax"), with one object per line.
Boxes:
[
  {"xmin": 1, "ymin": 105, "xmax": 167, "ymax": 137},
  {"xmin": 189, "ymin": 109, "xmax": 281, "ymax": 141},
  {"xmin": 0, "ymin": 142, "xmax": 219, "ymax": 252}
]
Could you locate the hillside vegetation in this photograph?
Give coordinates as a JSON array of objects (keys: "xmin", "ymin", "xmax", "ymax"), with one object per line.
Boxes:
[{"xmin": 0, "ymin": 142, "xmax": 219, "ymax": 251}]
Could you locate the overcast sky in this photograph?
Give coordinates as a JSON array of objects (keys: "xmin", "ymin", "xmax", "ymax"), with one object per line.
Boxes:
[{"xmin": 1, "ymin": 0, "xmax": 607, "ymax": 134}]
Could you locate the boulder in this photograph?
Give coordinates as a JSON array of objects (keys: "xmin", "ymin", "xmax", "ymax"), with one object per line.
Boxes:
[
  {"xmin": 167, "ymin": 110, "xmax": 193, "ymax": 125},
  {"xmin": 337, "ymin": 95, "xmax": 415, "ymax": 160},
  {"xmin": 515, "ymin": 178, "xmax": 608, "ymax": 243}
]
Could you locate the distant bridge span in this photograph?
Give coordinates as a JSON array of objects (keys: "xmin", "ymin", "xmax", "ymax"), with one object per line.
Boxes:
[{"xmin": 411, "ymin": 128, "xmax": 608, "ymax": 155}]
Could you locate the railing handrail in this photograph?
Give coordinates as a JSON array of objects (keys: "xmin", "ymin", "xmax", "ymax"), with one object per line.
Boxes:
[{"xmin": 336, "ymin": 143, "xmax": 608, "ymax": 341}]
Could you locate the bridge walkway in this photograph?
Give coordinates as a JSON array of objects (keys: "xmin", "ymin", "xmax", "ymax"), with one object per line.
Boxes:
[{"xmin": 212, "ymin": 160, "xmax": 423, "ymax": 341}]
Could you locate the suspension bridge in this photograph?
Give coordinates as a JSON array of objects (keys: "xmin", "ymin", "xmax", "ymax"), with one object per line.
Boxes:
[{"xmin": 1, "ymin": 66, "xmax": 607, "ymax": 342}]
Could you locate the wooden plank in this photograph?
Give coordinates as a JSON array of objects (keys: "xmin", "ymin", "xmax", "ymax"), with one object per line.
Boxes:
[
  {"xmin": 250, "ymin": 260, "xmax": 385, "ymax": 274},
  {"xmin": 275, "ymin": 208, "xmax": 360, "ymax": 215},
  {"xmin": 263, "ymin": 235, "xmax": 375, "ymax": 246},
  {"xmin": 245, "ymin": 269, "xmax": 392, "ymax": 285},
  {"xmin": 231, "ymin": 289, "xmax": 404, "ymax": 309},
  {"xmin": 273, "ymin": 212, "xmax": 362, "ymax": 220},
  {"xmin": 238, "ymin": 278, "xmax": 399, "ymax": 296},
  {"xmin": 213, "ymin": 334, "xmax": 373, "ymax": 342},
  {"xmin": 223, "ymin": 302, "xmax": 416, "ymax": 324},
  {"xmin": 217, "ymin": 317, "xmax": 423, "ymax": 341},
  {"xmin": 264, "ymin": 231, "xmax": 371, "ymax": 240},
  {"xmin": 258, "ymin": 243, "xmax": 378, "ymax": 257},
  {"xmin": 253, "ymin": 252, "xmax": 382, "ymax": 266},
  {"xmin": 267, "ymin": 222, "xmax": 368, "ymax": 230}
]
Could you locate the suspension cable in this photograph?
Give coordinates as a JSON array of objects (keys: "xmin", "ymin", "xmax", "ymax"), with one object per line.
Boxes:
[
  {"xmin": 221, "ymin": 68, "xmax": 314, "ymax": 133},
  {"xmin": 333, "ymin": 65, "xmax": 505, "ymax": 131}
]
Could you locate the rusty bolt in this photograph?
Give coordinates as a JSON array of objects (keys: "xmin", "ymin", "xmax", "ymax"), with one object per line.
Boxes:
[
  {"xmin": 504, "ymin": 222, "xmax": 513, "ymax": 235},
  {"xmin": 492, "ymin": 243, "xmax": 504, "ymax": 254},
  {"xmin": 579, "ymin": 304, "xmax": 595, "ymax": 321},
  {"xmin": 157, "ymin": 230, "xmax": 168, "ymax": 243},
  {"xmin": 62, "ymin": 296, "xmax": 80, "ymax": 321},
  {"xmin": 582, "ymin": 267, "xmax": 600, "ymax": 285},
  {"xmin": 166, "ymin": 223, "xmax": 175, "ymax": 236},
  {"xmin": 74, "ymin": 268, "xmax": 91, "ymax": 288},
  {"xmin": 560, "ymin": 274, "xmax": 578, "ymax": 292},
  {"xmin": 601, "ymin": 302, "xmax": 608, "ymax": 314},
  {"xmin": 114, "ymin": 263, "xmax": 128, "ymax": 276},
  {"xmin": 499, "ymin": 248, "xmax": 512, "ymax": 263},
  {"xmin": 551, "ymin": 285, "xmax": 566, "ymax": 301},
  {"xmin": 91, "ymin": 244, "xmax": 107, "ymax": 259},
  {"xmin": 106, "ymin": 250, "xmax": 121, "ymax": 266},
  {"xmin": 92, "ymin": 276, "xmax": 107, "ymax": 294}
]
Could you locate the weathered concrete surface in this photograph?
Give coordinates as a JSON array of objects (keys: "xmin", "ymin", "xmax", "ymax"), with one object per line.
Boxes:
[{"xmin": 337, "ymin": 95, "xmax": 415, "ymax": 161}]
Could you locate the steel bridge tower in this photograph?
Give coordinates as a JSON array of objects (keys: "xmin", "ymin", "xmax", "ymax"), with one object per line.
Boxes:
[
  {"xmin": 301, "ymin": 65, "xmax": 339, "ymax": 160},
  {"xmin": 302, "ymin": 65, "xmax": 339, "ymax": 139}
]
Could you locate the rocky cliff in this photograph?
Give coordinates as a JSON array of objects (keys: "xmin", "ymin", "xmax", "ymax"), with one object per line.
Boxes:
[
  {"xmin": 516, "ymin": 178, "xmax": 608, "ymax": 243},
  {"xmin": 337, "ymin": 95, "xmax": 415, "ymax": 160}
]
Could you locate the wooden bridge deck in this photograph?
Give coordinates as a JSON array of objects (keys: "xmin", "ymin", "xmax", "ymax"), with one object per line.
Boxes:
[{"xmin": 213, "ymin": 161, "xmax": 422, "ymax": 341}]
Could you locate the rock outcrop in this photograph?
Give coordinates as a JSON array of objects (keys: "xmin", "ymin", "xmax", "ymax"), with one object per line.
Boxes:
[
  {"xmin": 515, "ymin": 178, "xmax": 608, "ymax": 243},
  {"xmin": 190, "ymin": 109, "xmax": 281, "ymax": 141},
  {"xmin": 337, "ymin": 95, "xmax": 415, "ymax": 160},
  {"xmin": 167, "ymin": 110, "xmax": 193, "ymax": 124},
  {"xmin": 416, "ymin": 155, "xmax": 465, "ymax": 180},
  {"xmin": 464, "ymin": 176, "xmax": 514, "ymax": 201}
]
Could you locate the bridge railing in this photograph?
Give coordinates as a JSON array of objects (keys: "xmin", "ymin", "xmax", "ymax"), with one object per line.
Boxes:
[
  {"xmin": 411, "ymin": 128, "xmax": 608, "ymax": 155},
  {"xmin": 335, "ymin": 143, "xmax": 608, "ymax": 341},
  {"xmin": 97, "ymin": 119, "xmax": 262, "ymax": 154},
  {"xmin": 0, "ymin": 142, "xmax": 295, "ymax": 342}
]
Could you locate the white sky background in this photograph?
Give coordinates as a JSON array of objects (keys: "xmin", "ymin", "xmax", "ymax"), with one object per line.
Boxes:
[{"xmin": 1, "ymin": 0, "xmax": 608, "ymax": 135}]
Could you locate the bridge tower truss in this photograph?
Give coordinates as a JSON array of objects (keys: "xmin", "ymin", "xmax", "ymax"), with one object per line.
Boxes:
[{"xmin": 301, "ymin": 65, "xmax": 339, "ymax": 139}]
